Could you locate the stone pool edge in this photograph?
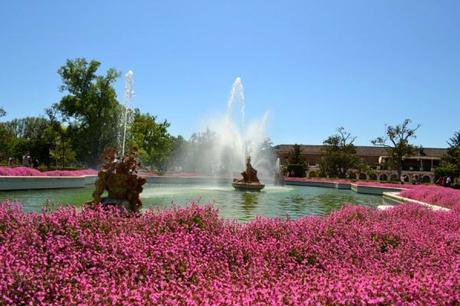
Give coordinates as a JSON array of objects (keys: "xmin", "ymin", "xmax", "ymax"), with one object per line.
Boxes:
[
  {"xmin": 382, "ymin": 191, "xmax": 450, "ymax": 211},
  {"xmin": 0, "ymin": 175, "xmax": 97, "ymax": 190}
]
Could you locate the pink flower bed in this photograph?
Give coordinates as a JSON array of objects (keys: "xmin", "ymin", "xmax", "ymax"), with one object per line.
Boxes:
[
  {"xmin": 0, "ymin": 167, "xmax": 97, "ymax": 177},
  {"xmin": 44, "ymin": 169, "xmax": 97, "ymax": 176},
  {"xmin": 1, "ymin": 202, "xmax": 459, "ymax": 304},
  {"xmin": 285, "ymin": 177, "xmax": 347, "ymax": 184},
  {"xmin": 284, "ymin": 177, "xmax": 418, "ymax": 189},
  {"xmin": 401, "ymin": 186, "xmax": 460, "ymax": 210},
  {"xmin": 354, "ymin": 181, "xmax": 419, "ymax": 189}
]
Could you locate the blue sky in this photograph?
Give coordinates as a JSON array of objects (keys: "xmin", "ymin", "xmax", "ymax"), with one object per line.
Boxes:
[{"xmin": 0, "ymin": 0, "xmax": 459, "ymax": 147}]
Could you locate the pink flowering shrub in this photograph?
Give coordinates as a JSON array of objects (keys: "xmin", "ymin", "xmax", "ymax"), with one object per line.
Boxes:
[
  {"xmin": 285, "ymin": 177, "xmax": 418, "ymax": 189},
  {"xmin": 401, "ymin": 185, "xmax": 460, "ymax": 210},
  {"xmin": 0, "ymin": 166, "xmax": 43, "ymax": 176},
  {"xmin": 1, "ymin": 202, "xmax": 459, "ymax": 304},
  {"xmin": 44, "ymin": 169, "xmax": 97, "ymax": 176},
  {"xmin": 0, "ymin": 167, "xmax": 97, "ymax": 177}
]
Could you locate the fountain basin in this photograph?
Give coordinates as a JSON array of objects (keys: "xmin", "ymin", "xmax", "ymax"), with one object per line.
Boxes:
[
  {"xmin": 0, "ymin": 183, "xmax": 395, "ymax": 220},
  {"xmin": 232, "ymin": 182, "xmax": 265, "ymax": 191}
]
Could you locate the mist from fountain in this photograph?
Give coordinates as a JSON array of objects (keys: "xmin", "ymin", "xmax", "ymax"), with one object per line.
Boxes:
[
  {"xmin": 175, "ymin": 77, "xmax": 275, "ymax": 180},
  {"xmin": 275, "ymin": 157, "xmax": 281, "ymax": 173}
]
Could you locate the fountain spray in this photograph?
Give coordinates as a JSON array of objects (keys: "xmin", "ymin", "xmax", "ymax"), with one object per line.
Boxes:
[{"xmin": 121, "ymin": 70, "xmax": 134, "ymax": 156}]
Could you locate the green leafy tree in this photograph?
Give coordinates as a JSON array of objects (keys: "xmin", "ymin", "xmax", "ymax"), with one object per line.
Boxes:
[
  {"xmin": 128, "ymin": 109, "xmax": 173, "ymax": 173},
  {"xmin": 0, "ymin": 108, "xmax": 13, "ymax": 162},
  {"xmin": 287, "ymin": 144, "xmax": 307, "ymax": 177},
  {"xmin": 49, "ymin": 125, "xmax": 77, "ymax": 169},
  {"xmin": 53, "ymin": 58, "xmax": 121, "ymax": 167},
  {"xmin": 435, "ymin": 131, "xmax": 460, "ymax": 181},
  {"xmin": 167, "ymin": 135, "xmax": 187, "ymax": 171},
  {"xmin": 2, "ymin": 117, "xmax": 56, "ymax": 167},
  {"xmin": 319, "ymin": 127, "xmax": 361, "ymax": 178},
  {"xmin": 372, "ymin": 119, "xmax": 420, "ymax": 180}
]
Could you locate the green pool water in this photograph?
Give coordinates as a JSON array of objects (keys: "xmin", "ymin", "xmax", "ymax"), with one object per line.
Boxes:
[{"xmin": 0, "ymin": 183, "xmax": 394, "ymax": 221}]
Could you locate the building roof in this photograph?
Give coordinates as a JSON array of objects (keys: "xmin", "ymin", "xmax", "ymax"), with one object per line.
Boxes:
[{"xmin": 273, "ymin": 144, "xmax": 448, "ymax": 158}]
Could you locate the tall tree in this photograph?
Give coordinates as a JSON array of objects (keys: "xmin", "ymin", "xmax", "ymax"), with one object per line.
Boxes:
[
  {"xmin": 167, "ymin": 135, "xmax": 187, "ymax": 171},
  {"xmin": 128, "ymin": 109, "xmax": 173, "ymax": 173},
  {"xmin": 319, "ymin": 127, "xmax": 361, "ymax": 178},
  {"xmin": 287, "ymin": 144, "xmax": 307, "ymax": 177},
  {"xmin": 53, "ymin": 58, "xmax": 121, "ymax": 167},
  {"xmin": 0, "ymin": 108, "xmax": 13, "ymax": 162},
  {"xmin": 372, "ymin": 119, "xmax": 420, "ymax": 180},
  {"xmin": 49, "ymin": 125, "xmax": 77, "ymax": 169},
  {"xmin": 1, "ymin": 117, "xmax": 56, "ymax": 166},
  {"xmin": 435, "ymin": 130, "xmax": 460, "ymax": 180}
]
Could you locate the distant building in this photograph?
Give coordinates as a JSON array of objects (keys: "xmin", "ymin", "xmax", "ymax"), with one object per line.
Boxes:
[{"xmin": 274, "ymin": 144, "xmax": 447, "ymax": 183}]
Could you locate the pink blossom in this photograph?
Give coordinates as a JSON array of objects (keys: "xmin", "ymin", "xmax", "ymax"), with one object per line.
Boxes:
[
  {"xmin": 401, "ymin": 185, "xmax": 460, "ymax": 211},
  {"xmin": 0, "ymin": 167, "xmax": 97, "ymax": 177},
  {"xmin": 0, "ymin": 201, "xmax": 459, "ymax": 304}
]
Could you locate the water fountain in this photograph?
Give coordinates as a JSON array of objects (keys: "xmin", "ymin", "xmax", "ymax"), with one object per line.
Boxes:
[
  {"xmin": 92, "ymin": 147, "xmax": 146, "ymax": 212},
  {"xmin": 179, "ymin": 77, "xmax": 274, "ymax": 179},
  {"xmin": 120, "ymin": 70, "xmax": 134, "ymax": 156},
  {"xmin": 232, "ymin": 156, "xmax": 265, "ymax": 191},
  {"xmin": 0, "ymin": 74, "xmax": 394, "ymax": 219},
  {"xmin": 274, "ymin": 157, "xmax": 285, "ymax": 185}
]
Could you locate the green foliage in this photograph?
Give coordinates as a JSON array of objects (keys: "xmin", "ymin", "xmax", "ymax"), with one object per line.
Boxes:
[
  {"xmin": 53, "ymin": 58, "xmax": 121, "ymax": 167},
  {"xmin": 287, "ymin": 144, "xmax": 306, "ymax": 177},
  {"xmin": 49, "ymin": 126, "xmax": 76, "ymax": 169},
  {"xmin": 0, "ymin": 108, "xmax": 14, "ymax": 161},
  {"xmin": 0, "ymin": 117, "xmax": 56, "ymax": 166},
  {"xmin": 435, "ymin": 131, "xmax": 460, "ymax": 179},
  {"xmin": 372, "ymin": 119, "xmax": 420, "ymax": 179},
  {"xmin": 128, "ymin": 109, "xmax": 173, "ymax": 173},
  {"xmin": 319, "ymin": 127, "xmax": 361, "ymax": 178},
  {"xmin": 168, "ymin": 135, "xmax": 187, "ymax": 170}
]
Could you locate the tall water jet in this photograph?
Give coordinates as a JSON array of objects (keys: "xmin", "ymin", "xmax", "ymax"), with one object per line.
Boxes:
[
  {"xmin": 175, "ymin": 77, "xmax": 275, "ymax": 179},
  {"xmin": 274, "ymin": 157, "xmax": 284, "ymax": 185},
  {"xmin": 227, "ymin": 77, "xmax": 245, "ymax": 130},
  {"xmin": 121, "ymin": 70, "xmax": 134, "ymax": 156},
  {"xmin": 275, "ymin": 157, "xmax": 280, "ymax": 173}
]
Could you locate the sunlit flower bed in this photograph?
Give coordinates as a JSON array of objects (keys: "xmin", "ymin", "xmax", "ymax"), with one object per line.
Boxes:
[
  {"xmin": 401, "ymin": 186, "xmax": 460, "ymax": 211},
  {"xmin": 1, "ymin": 202, "xmax": 459, "ymax": 304},
  {"xmin": 284, "ymin": 177, "xmax": 417, "ymax": 189},
  {"xmin": 0, "ymin": 167, "xmax": 97, "ymax": 176}
]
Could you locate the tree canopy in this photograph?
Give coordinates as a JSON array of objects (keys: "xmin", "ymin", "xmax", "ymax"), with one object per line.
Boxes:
[
  {"xmin": 372, "ymin": 119, "xmax": 420, "ymax": 179},
  {"xmin": 128, "ymin": 109, "xmax": 173, "ymax": 173},
  {"xmin": 435, "ymin": 131, "xmax": 460, "ymax": 180},
  {"xmin": 320, "ymin": 127, "xmax": 361, "ymax": 178},
  {"xmin": 0, "ymin": 59, "xmax": 178, "ymax": 170},
  {"xmin": 53, "ymin": 58, "xmax": 121, "ymax": 167},
  {"xmin": 287, "ymin": 144, "xmax": 307, "ymax": 177}
]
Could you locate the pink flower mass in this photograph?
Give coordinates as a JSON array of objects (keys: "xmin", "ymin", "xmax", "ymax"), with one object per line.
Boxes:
[
  {"xmin": 0, "ymin": 201, "xmax": 459, "ymax": 304},
  {"xmin": 401, "ymin": 185, "xmax": 460, "ymax": 211},
  {"xmin": 0, "ymin": 167, "xmax": 97, "ymax": 177}
]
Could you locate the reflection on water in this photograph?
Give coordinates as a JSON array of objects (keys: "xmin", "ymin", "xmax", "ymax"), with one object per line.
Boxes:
[
  {"xmin": 240, "ymin": 192, "xmax": 258, "ymax": 220},
  {"xmin": 0, "ymin": 183, "xmax": 393, "ymax": 221}
]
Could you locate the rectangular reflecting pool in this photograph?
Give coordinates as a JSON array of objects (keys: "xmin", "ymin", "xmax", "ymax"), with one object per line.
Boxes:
[{"xmin": 0, "ymin": 183, "xmax": 396, "ymax": 221}]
